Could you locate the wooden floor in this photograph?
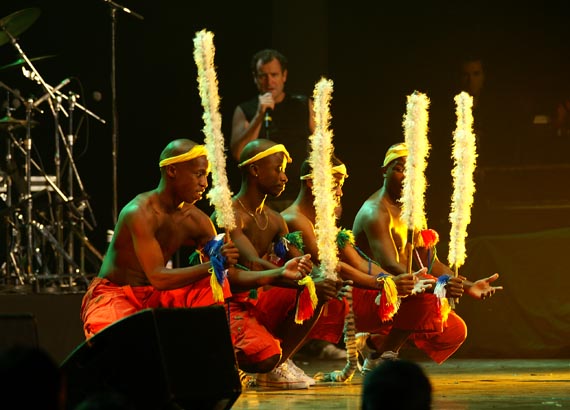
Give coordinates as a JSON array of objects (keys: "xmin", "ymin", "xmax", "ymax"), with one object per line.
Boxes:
[{"xmin": 232, "ymin": 357, "xmax": 570, "ymax": 409}]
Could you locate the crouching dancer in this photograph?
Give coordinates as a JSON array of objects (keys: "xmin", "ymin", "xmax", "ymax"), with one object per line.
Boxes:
[{"xmin": 81, "ymin": 139, "xmax": 238, "ymax": 338}]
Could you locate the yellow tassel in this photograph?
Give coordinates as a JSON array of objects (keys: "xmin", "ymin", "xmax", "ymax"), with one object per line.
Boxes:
[
  {"xmin": 209, "ymin": 267, "xmax": 225, "ymax": 303},
  {"xmin": 383, "ymin": 276, "xmax": 398, "ymax": 306},
  {"xmin": 439, "ymin": 297, "xmax": 451, "ymax": 323},
  {"xmin": 300, "ymin": 276, "xmax": 318, "ymax": 308}
]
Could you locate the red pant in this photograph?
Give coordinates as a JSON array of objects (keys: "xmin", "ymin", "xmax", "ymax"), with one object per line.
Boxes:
[
  {"xmin": 353, "ymin": 288, "xmax": 467, "ymax": 364},
  {"xmin": 307, "ymin": 297, "xmax": 349, "ymax": 344},
  {"xmin": 81, "ymin": 276, "xmax": 231, "ymax": 338},
  {"xmin": 228, "ymin": 292, "xmax": 282, "ymax": 363}
]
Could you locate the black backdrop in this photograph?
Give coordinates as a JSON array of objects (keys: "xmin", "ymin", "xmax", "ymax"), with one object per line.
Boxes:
[
  {"xmin": 1, "ymin": 0, "xmax": 569, "ymax": 360},
  {"xmin": 1, "ymin": 0, "xmax": 569, "ymax": 259}
]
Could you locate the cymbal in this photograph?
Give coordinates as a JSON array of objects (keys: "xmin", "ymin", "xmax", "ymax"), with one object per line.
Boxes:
[
  {"xmin": 0, "ymin": 116, "xmax": 38, "ymax": 130},
  {"xmin": 0, "ymin": 8, "xmax": 41, "ymax": 47},
  {"xmin": 0, "ymin": 55, "xmax": 55, "ymax": 72}
]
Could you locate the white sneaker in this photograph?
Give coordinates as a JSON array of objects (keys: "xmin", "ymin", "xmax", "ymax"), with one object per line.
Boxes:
[
  {"xmin": 285, "ymin": 359, "xmax": 316, "ymax": 386},
  {"xmin": 256, "ymin": 362, "xmax": 309, "ymax": 390},
  {"xmin": 318, "ymin": 343, "xmax": 347, "ymax": 360}
]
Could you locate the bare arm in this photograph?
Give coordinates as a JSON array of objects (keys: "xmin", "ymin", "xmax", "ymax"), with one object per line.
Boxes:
[
  {"xmin": 340, "ymin": 242, "xmax": 428, "ymax": 294},
  {"xmin": 228, "ymin": 255, "xmax": 312, "ymax": 289},
  {"xmin": 127, "ymin": 208, "xmax": 237, "ymax": 290},
  {"xmin": 230, "ymin": 106, "xmax": 263, "ymax": 160},
  {"xmin": 231, "ymin": 93, "xmax": 276, "ymax": 161}
]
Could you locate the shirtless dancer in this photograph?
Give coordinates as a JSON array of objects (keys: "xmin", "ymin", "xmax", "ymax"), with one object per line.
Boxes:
[
  {"xmin": 218, "ymin": 139, "xmax": 342, "ymax": 389},
  {"xmin": 282, "ymin": 156, "xmax": 431, "ymax": 360},
  {"xmin": 81, "ymin": 139, "xmax": 240, "ymax": 338},
  {"xmin": 352, "ymin": 142, "xmax": 502, "ymax": 372}
]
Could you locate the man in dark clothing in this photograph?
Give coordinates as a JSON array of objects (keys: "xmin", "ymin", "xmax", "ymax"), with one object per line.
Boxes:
[{"xmin": 230, "ymin": 49, "xmax": 314, "ymax": 207}]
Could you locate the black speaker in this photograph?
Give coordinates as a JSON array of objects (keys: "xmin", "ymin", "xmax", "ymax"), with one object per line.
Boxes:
[
  {"xmin": 61, "ymin": 306, "xmax": 241, "ymax": 410},
  {"xmin": 0, "ymin": 313, "xmax": 39, "ymax": 350}
]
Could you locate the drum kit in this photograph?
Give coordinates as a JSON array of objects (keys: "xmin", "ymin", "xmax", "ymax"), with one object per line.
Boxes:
[{"xmin": 0, "ymin": 8, "xmax": 105, "ymax": 293}]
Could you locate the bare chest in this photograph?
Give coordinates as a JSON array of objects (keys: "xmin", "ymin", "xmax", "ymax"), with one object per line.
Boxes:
[
  {"xmin": 155, "ymin": 214, "xmax": 204, "ymax": 255},
  {"xmin": 241, "ymin": 214, "xmax": 281, "ymax": 257}
]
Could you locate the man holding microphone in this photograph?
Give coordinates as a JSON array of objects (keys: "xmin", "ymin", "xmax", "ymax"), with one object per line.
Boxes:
[{"xmin": 230, "ymin": 49, "xmax": 315, "ymax": 208}]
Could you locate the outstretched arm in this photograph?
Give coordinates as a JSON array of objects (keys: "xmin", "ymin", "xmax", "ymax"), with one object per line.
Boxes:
[
  {"xmin": 340, "ymin": 243, "xmax": 431, "ymax": 294},
  {"xmin": 463, "ymin": 273, "xmax": 503, "ymax": 300},
  {"xmin": 228, "ymin": 255, "xmax": 313, "ymax": 289}
]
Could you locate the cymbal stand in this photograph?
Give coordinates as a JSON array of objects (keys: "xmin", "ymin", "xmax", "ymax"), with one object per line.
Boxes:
[
  {"xmin": 0, "ymin": 24, "xmax": 55, "ymax": 110},
  {"xmin": 2, "ymin": 20, "xmax": 57, "ymax": 287},
  {"xmin": 53, "ymin": 95, "xmax": 64, "ymax": 276},
  {"xmin": 46, "ymin": 89, "xmax": 104, "ymax": 287},
  {"xmin": 7, "ymin": 124, "xmax": 83, "ymax": 290},
  {"xmin": 1, "ymin": 105, "xmax": 25, "ymax": 288},
  {"xmin": 23, "ymin": 99, "xmax": 34, "ymax": 281},
  {"xmin": 66, "ymin": 94, "xmax": 77, "ymax": 283},
  {"xmin": 24, "ymin": 73, "xmax": 105, "ymax": 290}
]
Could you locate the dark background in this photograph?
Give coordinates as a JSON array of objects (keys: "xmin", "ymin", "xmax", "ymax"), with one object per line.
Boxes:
[
  {"xmin": 1, "ymin": 0, "xmax": 569, "ymax": 361},
  {"xmin": 1, "ymin": 0, "xmax": 569, "ymax": 258}
]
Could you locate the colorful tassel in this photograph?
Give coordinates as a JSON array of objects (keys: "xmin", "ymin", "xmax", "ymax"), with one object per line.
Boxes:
[
  {"xmin": 416, "ymin": 228, "xmax": 440, "ymax": 248},
  {"xmin": 203, "ymin": 234, "xmax": 228, "ymax": 303},
  {"xmin": 374, "ymin": 274, "xmax": 400, "ymax": 322},
  {"xmin": 336, "ymin": 228, "xmax": 355, "ymax": 249},
  {"xmin": 273, "ymin": 237, "xmax": 289, "ymax": 261},
  {"xmin": 284, "ymin": 231, "xmax": 305, "ymax": 253},
  {"xmin": 295, "ymin": 276, "xmax": 318, "ymax": 324},
  {"xmin": 209, "ymin": 267, "xmax": 226, "ymax": 303},
  {"xmin": 188, "ymin": 249, "xmax": 204, "ymax": 266},
  {"xmin": 433, "ymin": 274, "xmax": 452, "ymax": 323}
]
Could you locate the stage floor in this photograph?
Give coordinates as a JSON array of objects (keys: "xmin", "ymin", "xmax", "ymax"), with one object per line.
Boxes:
[{"xmin": 233, "ymin": 358, "xmax": 570, "ymax": 409}]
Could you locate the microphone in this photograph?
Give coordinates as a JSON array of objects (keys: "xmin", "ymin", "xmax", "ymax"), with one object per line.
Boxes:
[
  {"xmin": 264, "ymin": 108, "xmax": 272, "ymax": 131},
  {"xmin": 33, "ymin": 78, "xmax": 71, "ymax": 108}
]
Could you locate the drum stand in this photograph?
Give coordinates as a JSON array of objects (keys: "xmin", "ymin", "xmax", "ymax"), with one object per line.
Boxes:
[
  {"xmin": 31, "ymin": 83, "xmax": 105, "ymax": 292},
  {"xmin": 1, "ymin": 21, "xmax": 105, "ymax": 293}
]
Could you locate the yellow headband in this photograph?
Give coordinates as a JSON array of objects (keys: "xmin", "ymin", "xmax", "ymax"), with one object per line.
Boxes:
[
  {"xmin": 238, "ymin": 144, "xmax": 292, "ymax": 168},
  {"xmin": 159, "ymin": 144, "xmax": 209, "ymax": 168},
  {"xmin": 383, "ymin": 143, "xmax": 408, "ymax": 167},
  {"xmin": 300, "ymin": 164, "xmax": 348, "ymax": 180}
]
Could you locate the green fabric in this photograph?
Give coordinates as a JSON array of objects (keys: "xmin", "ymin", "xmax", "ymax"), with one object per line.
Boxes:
[
  {"xmin": 284, "ymin": 231, "xmax": 304, "ymax": 252},
  {"xmin": 336, "ymin": 228, "xmax": 355, "ymax": 249},
  {"xmin": 188, "ymin": 250, "xmax": 202, "ymax": 266}
]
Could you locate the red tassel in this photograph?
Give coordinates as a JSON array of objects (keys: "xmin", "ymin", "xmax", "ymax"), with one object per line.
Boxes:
[
  {"xmin": 419, "ymin": 229, "xmax": 439, "ymax": 248},
  {"xmin": 295, "ymin": 287, "xmax": 316, "ymax": 324},
  {"xmin": 378, "ymin": 293, "xmax": 396, "ymax": 322}
]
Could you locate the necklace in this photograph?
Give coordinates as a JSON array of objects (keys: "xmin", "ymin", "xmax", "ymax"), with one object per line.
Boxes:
[{"xmin": 237, "ymin": 198, "xmax": 269, "ymax": 231}]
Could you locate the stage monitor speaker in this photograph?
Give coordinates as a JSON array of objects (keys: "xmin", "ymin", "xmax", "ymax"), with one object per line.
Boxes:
[
  {"xmin": 61, "ymin": 306, "xmax": 241, "ymax": 410},
  {"xmin": 0, "ymin": 313, "xmax": 39, "ymax": 350}
]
